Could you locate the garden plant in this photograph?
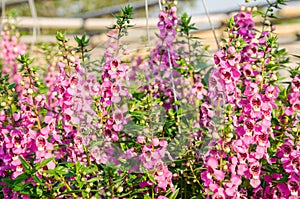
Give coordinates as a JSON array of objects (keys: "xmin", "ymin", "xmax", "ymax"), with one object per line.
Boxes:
[{"xmin": 0, "ymin": 0, "xmax": 299, "ymax": 198}]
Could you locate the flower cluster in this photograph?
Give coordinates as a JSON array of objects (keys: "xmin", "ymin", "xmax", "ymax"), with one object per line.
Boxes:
[
  {"xmin": 95, "ymin": 30, "xmax": 130, "ymax": 143},
  {"xmin": 139, "ymin": 136, "xmax": 174, "ymax": 193},
  {"xmin": 0, "ymin": 30, "xmax": 26, "ymax": 91},
  {"xmin": 1, "ymin": 2, "xmax": 300, "ymax": 199},
  {"xmin": 144, "ymin": 5, "xmax": 180, "ymax": 110},
  {"xmin": 200, "ymin": 11, "xmax": 292, "ymax": 199}
]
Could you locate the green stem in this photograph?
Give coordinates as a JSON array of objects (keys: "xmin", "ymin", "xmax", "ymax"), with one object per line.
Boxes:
[
  {"xmin": 81, "ymin": 46, "xmax": 85, "ymax": 63},
  {"xmin": 187, "ymin": 34, "xmax": 194, "ymax": 85},
  {"xmin": 151, "ymin": 186, "xmax": 154, "ymax": 199},
  {"xmin": 83, "ymin": 145, "xmax": 91, "ymax": 166},
  {"xmin": 188, "ymin": 160, "xmax": 201, "ymax": 186},
  {"xmin": 60, "ymin": 174, "xmax": 77, "ymax": 198}
]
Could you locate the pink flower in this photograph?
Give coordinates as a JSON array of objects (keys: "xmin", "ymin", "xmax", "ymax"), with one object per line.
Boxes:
[
  {"xmin": 252, "ymin": 187, "xmax": 263, "ymax": 199},
  {"xmin": 249, "ymin": 162, "xmax": 261, "ymax": 188},
  {"xmin": 152, "ymin": 137, "xmax": 160, "ymax": 147},
  {"xmin": 291, "ymin": 76, "xmax": 300, "ymax": 92},
  {"xmin": 244, "ymin": 118, "xmax": 255, "ymax": 136},
  {"xmin": 244, "ymin": 81, "xmax": 259, "ymax": 96},
  {"xmin": 136, "ymin": 135, "xmax": 146, "ymax": 144},
  {"xmin": 207, "ymin": 157, "xmax": 219, "ymax": 169},
  {"xmin": 250, "ymin": 94, "xmax": 262, "ymax": 112},
  {"xmin": 277, "ymin": 140, "xmax": 294, "ymax": 158},
  {"xmin": 265, "ymin": 85, "xmax": 280, "ymax": 99},
  {"xmin": 192, "ymin": 82, "xmax": 207, "ymax": 100},
  {"xmin": 141, "ymin": 145, "xmax": 152, "ymax": 162},
  {"xmin": 214, "ymin": 51, "xmax": 226, "ymax": 65},
  {"xmin": 157, "ymin": 196, "xmax": 168, "ymax": 199},
  {"xmin": 212, "ymin": 188, "xmax": 226, "ymax": 199},
  {"xmin": 201, "ymin": 102, "xmax": 215, "ymax": 118},
  {"xmin": 243, "ymin": 64, "xmax": 255, "ymax": 77},
  {"xmin": 288, "ymin": 176, "xmax": 300, "ymax": 197},
  {"xmin": 139, "ymin": 180, "xmax": 153, "ymax": 188},
  {"xmin": 214, "ymin": 169, "xmax": 225, "ymax": 181},
  {"xmin": 227, "ymin": 46, "xmax": 236, "ymax": 55}
]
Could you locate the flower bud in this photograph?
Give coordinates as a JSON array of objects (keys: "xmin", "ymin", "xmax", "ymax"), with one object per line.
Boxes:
[
  {"xmin": 270, "ymin": 73, "xmax": 277, "ymax": 81},
  {"xmin": 227, "ymin": 46, "xmax": 236, "ymax": 55},
  {"xmin": 117, "ymin": 186, "xmax": 124, "ymax": 193},
  {"xmin": 226, "ymin": 132, "xmax": 233, "ymax": 139},
  {"xmin": 223, "ymin": 165, "xmax": 228, "ymax": 170},
  {"xmin": 255, "ymin": 75, "xmax": 263, "ymax": 84},
  {"xmin": 28, "ymin": 88, "xmax": 33, "ymax": 94},
  {"xmin": 224, "ymin": 146, "xmax": 231, "ymax": 153},
  {"xmin": 252, "ymin": 6, "xmax": 258, "ymax": 12}
]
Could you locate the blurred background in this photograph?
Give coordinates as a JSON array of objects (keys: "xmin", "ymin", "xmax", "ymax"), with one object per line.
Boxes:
[
  {"xmin": 2, "ymin": 0, "xmax": 300, "ymax": 17},
  {"xmin": 0, "ymin": 0, "xmax": 299, "ymax": 61}
]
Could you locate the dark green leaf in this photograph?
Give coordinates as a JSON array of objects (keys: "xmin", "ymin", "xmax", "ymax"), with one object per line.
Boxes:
[
  {"xmin": 35, "ymin": 157, "xmax": 54, "ymax": 170},
  {"xmin": 19, "ymin": 156, "xmax": 32, "ymax": 173}
]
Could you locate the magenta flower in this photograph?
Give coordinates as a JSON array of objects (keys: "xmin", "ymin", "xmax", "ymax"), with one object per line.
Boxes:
[
  {"xmin": 291, "ymin": 76, "xmax": 300, "ymax": 92},
  {"xmin": 207, "ymin": 157, "xmax": 219, "ymax": 169},
  {"xmin": 252, "ymin": 187, "xmax": 263, "ymax": 199},
  {"xmin": 225, "ymin": 175, "xmax": 241, "ymax": 197},
  {"xmin": 191, "ymin": 82, "xmax": 207, "ymax": 100},
  {"xmin": 212, "ymin": 188, "xmax": 226, "ymax": 199},
  {"xmin": 250, "ymin": 94, "xmax": 262, "ymax": 112},
  {"xmin": 277, "ymin": 140, "xmax": 294, "ymax": 158},
  {"xmin": 112, "ymin": 108, "xmax": 125, "ymax": 132},
  {"xmin": 152, "ymin": 137, "xmax": 160, "ymax": 147},
  {"xmin": 249, "ymin": 162, "xmax": 261, "ymax": 188},
  {"xmin": 243, "ymin": 64, "xmax": 254, "ymax": 77},
  {"xmin": 139, "ymin": 180, "xmax": 153, "ymax": 188},
  {"xmin": 265, "ymin": 85, "xmax": 280, "ymax": 99},
  {"xmin": 201, "ymin": 102, "xmax": 215, "ymax": 118},
  {"xmin": 136, "ymin": 135, "xmax": 146, "ymax": 144},
  {"xmin": 287, "ymin": 175, "xmax": 300, "ymax": 197},
  {"xmin": 214, "ymin": 51, "xmax": 226, "ymax": 65},
  {"xmin": 157, "ymin": 196, "xmax": 168, "ymax": 199}
]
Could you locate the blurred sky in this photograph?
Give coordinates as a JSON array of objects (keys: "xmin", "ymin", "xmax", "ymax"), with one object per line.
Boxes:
[
  {"xmin": 170, "ymin": 0, "xmax": 299, "ymax": 17},
  {"xmin": 53, "ymin": 0, "xmax": 300, "ymax": 18}
]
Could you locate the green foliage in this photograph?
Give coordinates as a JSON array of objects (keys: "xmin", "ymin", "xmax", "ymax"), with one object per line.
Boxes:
[
  {"xmin": 259, "ymin": 0, "xmax": 287, "ymax": 30},
  {"xmin": 0, "ymin": 72, "xmax": 18, "ymax": 118},
  {"xmin": 110, "ymin": 5, "xmax": 134, "ymax": 39},
  {"xmin": 74, "ymin": 32, "xmax": 91, "ymax": 62},
  {"xmin": 179, "ymin": 13, "xmax": 197, "ymax": 35}
]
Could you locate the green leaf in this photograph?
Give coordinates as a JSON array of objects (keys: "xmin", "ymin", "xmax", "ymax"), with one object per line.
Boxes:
[
  {"xmin": 8, "ymin": 83, "xmax": 16, "ymax": 89},
  {"xmin": 36, "ymin": 186, "xmax": 43, "ymax": 197},
  {"xmin": 35, "ymin": 156, "xmax": 54, "ymax": 170},
  {"xmin": 84, "ymin": 164, "xmax": 98, "ymax": 174},
  {"xmin": 143, "ymin": 194, "xmax": 151, "ymax": 199},
  {"xmin": 32, "ymin": 174, "xmax": 42, "ymax": 183},
  {"xmin": 202, "ymin": 67, "xmax": 213, "ymax": 87},
  {"xmin": 87, "ymin": 177, "xmax": 102, "ymax": 183},
  {"xmin": 42, "ymin": 169, "xmax": 56, "ymax": 176},
  {"xmin": 167, "ymin": 188, "xmax": 180, "ymax": 199},
  {"xmin": 19, "ymin": 156, "xmax": 32, "ymax": 173},
  {"xmin": 12, "ymin": 173, "xmax": 30, "ymax": 184},
  {"xmin": 55, "ymin": 165, "xmax": 68, "ymax": 175},
  {"xmin": 12, "ymin": 182, "xmax": 25, "ymax": 192}
]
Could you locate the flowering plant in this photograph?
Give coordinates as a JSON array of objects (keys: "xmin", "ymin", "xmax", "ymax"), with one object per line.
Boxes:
[{"xmin": 0, "ymin": 0, "xmax": 299, "ymax": 198}]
